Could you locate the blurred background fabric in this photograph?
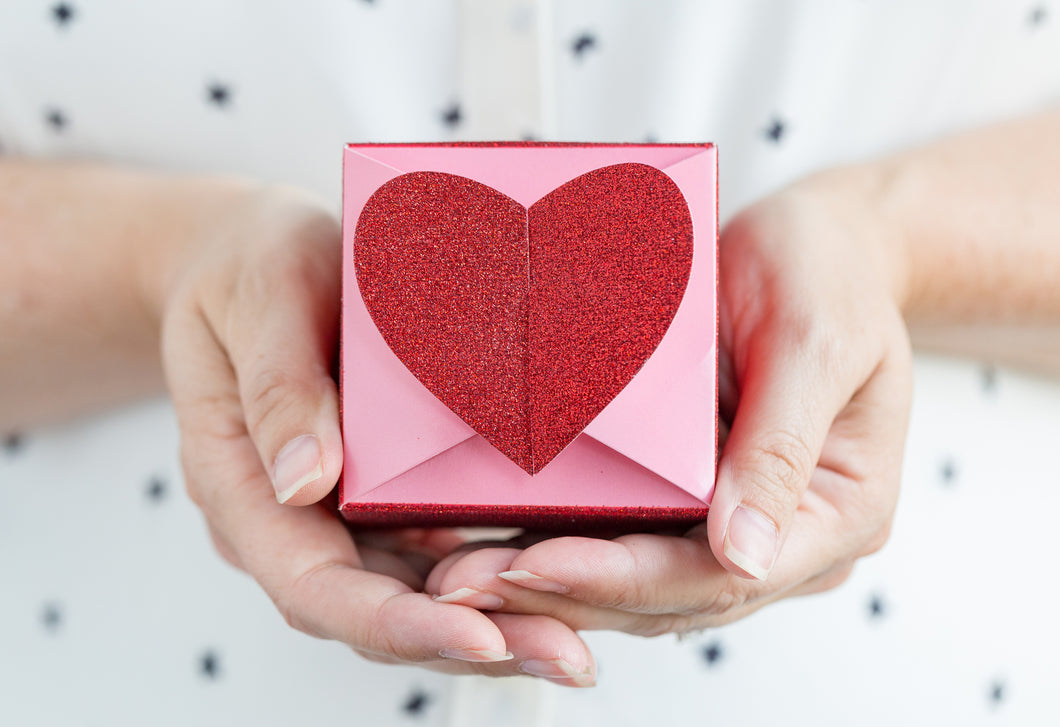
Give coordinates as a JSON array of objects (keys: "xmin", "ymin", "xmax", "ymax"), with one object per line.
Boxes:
[{"xmin": 1, "ymin": 1, "xmax": 1059, "ymax": 724}]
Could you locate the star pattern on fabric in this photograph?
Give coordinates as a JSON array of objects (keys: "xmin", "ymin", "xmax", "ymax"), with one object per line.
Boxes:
[
  {"xmin": 571, "ymin": 32, "xmax": 598, "ymax": 58},
  {"xmin": 440, "ymin": 102, "xmax": 462, "ymax": 128},
  {"xmin": 2, "ymin": 431, "xmax": 25, "ymax": 455},
  {"xmin": 989, "ymin": 680, "xmax": 1006, "ymax": 706},
  {"xmin": 145, "ymin": 476, "xmax": 168, "ymax": 503},
  {"xmin": 52, "ymin": 3, "xmax": 75, "ymax": 26},
  {"xmin": 765, "ymin": 117, "xmax": 786, "ymax": 143},
  {"xmin": 7, "ymin": 5, "xmax": 1059, "ymax": 722},
  {"xmin": 45, "ymin": 109, "xmax": 68, "ymax": 132},
  {"xmin": 980, "ymin": 364, "xmax": 998, "ymax": 393},
  {"xmin": 402, "ymin": 688, "xmax": 432, "ymax": 716},
  {"xmin": 41, "ymin": 603, "xmax": 63, "ymax": 633},
  {"xmin": 199, "ymin": 650, "xmax": 221, "ymax": 680},
  {"xmin": 207, "ymin": 83, "xmax": 232, "ymax": 108},
  {"xmin": 701, "ymin": 641, "xmax": 724, "ymax": 666},
  {"xmin": 939, "ymin": 458, "xmax": 958, "ymax": 486}
]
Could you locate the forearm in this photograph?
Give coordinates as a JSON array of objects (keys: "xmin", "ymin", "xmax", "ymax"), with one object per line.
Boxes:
[
  {"xmin": 0, "ymin": 159, "xmax": 254, "ymax": 429},
  {"xmin": 806, "ymin": 109, "xmax": 1060, "ymax": 372}
]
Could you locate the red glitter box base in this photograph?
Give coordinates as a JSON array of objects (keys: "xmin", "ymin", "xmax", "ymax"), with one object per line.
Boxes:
[{"xmin": 340, "ymin": 143, "xmax": 718, "ymax": 530}]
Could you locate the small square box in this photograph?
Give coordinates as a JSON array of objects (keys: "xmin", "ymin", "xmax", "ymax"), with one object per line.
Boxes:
[{"xmin": 339, "ymin": 142, "xmax": 717, "ymax": 529}]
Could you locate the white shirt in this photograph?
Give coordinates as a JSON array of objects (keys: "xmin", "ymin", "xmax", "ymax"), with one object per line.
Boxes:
[{"xmin": 1, "ymin": 2, "xmax": 1059, "ymax": 725}]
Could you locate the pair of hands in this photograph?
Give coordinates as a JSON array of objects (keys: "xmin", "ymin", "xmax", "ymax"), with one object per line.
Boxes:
[{"xmin": 160, "ymin": 172, "xmax": 912, "ymax": 687}]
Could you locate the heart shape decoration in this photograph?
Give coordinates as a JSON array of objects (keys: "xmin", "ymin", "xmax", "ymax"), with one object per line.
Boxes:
[{"xmin": 354, "ymin": 162, "xmax": 693, "ymax": 474}]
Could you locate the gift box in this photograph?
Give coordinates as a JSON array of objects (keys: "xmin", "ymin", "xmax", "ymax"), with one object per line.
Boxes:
[{"xmin": 339, "ymin": 142, "xmax": 717, "ymax": 529}]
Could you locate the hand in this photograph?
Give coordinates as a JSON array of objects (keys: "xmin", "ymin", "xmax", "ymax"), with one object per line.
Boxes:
[
  {"xmin": 424, "ymin": 169, "xmax": 914, "ymax": 635},
  {"xmin": 158, "ymin": 184, "xmax": 596, "ymax": 683}
]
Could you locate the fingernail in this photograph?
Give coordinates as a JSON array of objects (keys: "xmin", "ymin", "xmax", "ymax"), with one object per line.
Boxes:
[
  {"xmin": 439, "ymin": 648, "xmax": 514, "ymax": 663},
  {"xmin": 498, "ymin": 570, "xmax": 569, "ymax": 594},
  {"xmin": 272, "ymin": 435, "xmax": 323, "ymax": 504},
  {"xmin": 519, "ymin": 658, "xmax": 596, "ymax": 688},
  {"xmin": 723, "ymin": 506, "xmax": 778, "ymax": 581},
  {"xmin": 433, "ymin": 587, "xmax": 505, "ymax": 610}
]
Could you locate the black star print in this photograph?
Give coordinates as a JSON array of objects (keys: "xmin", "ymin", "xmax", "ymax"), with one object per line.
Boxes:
[
  {"xmin": 206, "ymin": 83, "xmax": 232, "ymax": 108},
  {"xmin": 51, "ymin": 3, "xmax": 75, "ymax": 26},
  {"xmin": 402, "ymin": 688, "xmax": 432, "ymax": 716},
  {"xmin": 940, "ymin": 458, "xmax": 958, "ymax": 486},
  {"xmin": 701, "ymin": 641, "xmax": 724, "ymax": 666},
  {"xmin": 199, "ymin": 650, "xmax": 220, "ymax": 680},
  {"xmin": 145, "ymin": 476, "xmax": 168, "ymax": 503},
  {"xmin": 868, "ymin": 594, "xmax": 886, "ymax": 619},
  {"xmin": 45, "ymin": 109, "xmax": 68, "ymax": 132},
  {"xmin": 1029, "ymin": 6, "xmax": 1048, "ymax": 26},
  {"xmin": 571, "ymin": 32, "xmax": 598, "ymax": 58},
  {"xmin": 440, "ymin": 103, "xmax": 462, "ymax": 129},
  {"xmin": 41, "ymin": 603, "xmax": 63, "ymax": 633},
  {"xmin": 980, "ymin": 364, "xmax": 998, "ymax": 393},
  {"xmin": 765, "ymin": 118, "xmax": 786, "ymax": 143},
  {"xmin": 989, "ymin": 680, "xmax": 1006, "ymax": 705},
  {"xmin": 2, "ymin": 431, "xmax": 24, "ymax": 455}
]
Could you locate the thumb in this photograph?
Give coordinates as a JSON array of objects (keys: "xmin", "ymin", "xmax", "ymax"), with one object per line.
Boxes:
[
  {"xmin": 705, "ymin": 337, "xmax": 849, "ymax": 581},
  {"xmin": 221, "ymin": 214, "xmax": 343, "ymax": 506}
]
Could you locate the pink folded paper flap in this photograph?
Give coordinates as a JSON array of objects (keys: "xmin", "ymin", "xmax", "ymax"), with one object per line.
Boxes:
[{"xmin": 340, "ymin": 143, "xmax": 717, "ymax": 525}]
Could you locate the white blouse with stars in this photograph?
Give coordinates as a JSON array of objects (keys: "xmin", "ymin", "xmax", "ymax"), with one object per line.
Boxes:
[{"xmin": 1, "ymin": 1, "xmax": 1059, "ymax": 725}]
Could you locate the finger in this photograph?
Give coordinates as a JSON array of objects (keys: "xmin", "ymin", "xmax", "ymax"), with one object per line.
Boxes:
[
  {"xmin": 440, "ymin": 535, "xmax": 745, "ymax": 617},
  {"xmin": 355, "ymin": 528, "xmax": 471, "ymax": 561},
  {"xmin": 437, "ymin": 515, "xmax": 854, "ymax": 621},
  {"xmin": 427, "ymin": 529, "xmax": 863, "ymax": 637},
  {"xmin": 809, "ymin": 328, "xmax": 912, "ymax": 556},
  {"xmin": 202, "ymin": 208, "xmax": 343, "ymax": 506},
  {"xmin": 428, "ymin": 545, "xmax": 660, "ymax": 633},
  {"xmin": 427, "ymin": 546, "xmax": 521, "ymax": 608},
  {"xmin": 359, "ymin": 613, "xmax": 596, "ymax": 687},
  {"xmin": 357, "ymin": 546, "xmax": 426, "ymax": 590},
  {"xmin": 206, "ymin": 523, "xmax": 243, "ymax": 570},
  {"xmin": 191, "ymin": 431, "xmax": 516, "ymax": 663},
  {"xmin": 706, "ymin": 319, "xmax": 866, "ymax": 582},
  {"xmin": 786, "ymin": 561, "xmax": 855, "ymax": 597},
  {"xmin": 165, "ymin": 311, "xmax": 513, "ymax": 666},
  {"xmin": 479, "ymin": 614, "xmax": 596, "ymax": 687},
  {"xmin": 431, "ymin": 337, "xmax": 908, "ymax": 630}
]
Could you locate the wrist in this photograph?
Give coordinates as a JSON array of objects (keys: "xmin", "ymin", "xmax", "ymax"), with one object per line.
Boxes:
[
  {"xmin": 131, "ymin": 174, "xmax": 266, "ymax": 328},
  {"xmin": 785, "ymin": 163, "xmax": 915, "ymax": 314}
]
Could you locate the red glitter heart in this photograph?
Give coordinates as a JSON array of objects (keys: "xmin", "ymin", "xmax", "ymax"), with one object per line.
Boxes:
[{"xmin": 354, "ymin": 163, "xmax": 693, "ymax": 474}]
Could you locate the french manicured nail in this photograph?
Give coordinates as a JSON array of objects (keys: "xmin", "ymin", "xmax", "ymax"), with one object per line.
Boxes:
[
  {"xmin": 498, "ymin": 570, "xmax": 569, "ymax": 594},
  {"xmin": 723, "ymin": 506, "xmax": 778, "ymax": 581},
  {"xmin": 272, "ymin": 435, "xmax": 323, "ymax": 504},
  {"xmin": 439, "ymin": 648, "xmax": 514, "ymax": 663},
  {"xmin": 519, "ymin": 658, "xmax": 596, "ymax": 688},
  {"xmin": 433, "ymin": 587, "xmax": 505, "ymax": 610}
]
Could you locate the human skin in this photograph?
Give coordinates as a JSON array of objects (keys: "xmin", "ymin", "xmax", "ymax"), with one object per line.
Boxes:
[
  {"xmin": 1, "ymin": 109, "xmax": 1058, "ymax": 685},
  {"xmin": 425, "ymin": 109, "xmax": 1060, "ymax": 636},
  {"xmin": 0, "ymin": 163, "xmax": 596, "ymax": 686}
]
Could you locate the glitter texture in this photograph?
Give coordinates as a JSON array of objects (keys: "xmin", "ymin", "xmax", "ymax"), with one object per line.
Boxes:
[
  {"xmin": 354, "ymin": 163, "xmax": 693, "ymax": 475},
  {"xmin": 355, "ymin": 172, "xmax": 531, "ymax": 469},
  {"xmin": 340, "ymin": 501, "xmax": 708, "ymax": 531},
  {"xmin": 528, "ymin": 163, "xmax": 693, "ymax": 469}
]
